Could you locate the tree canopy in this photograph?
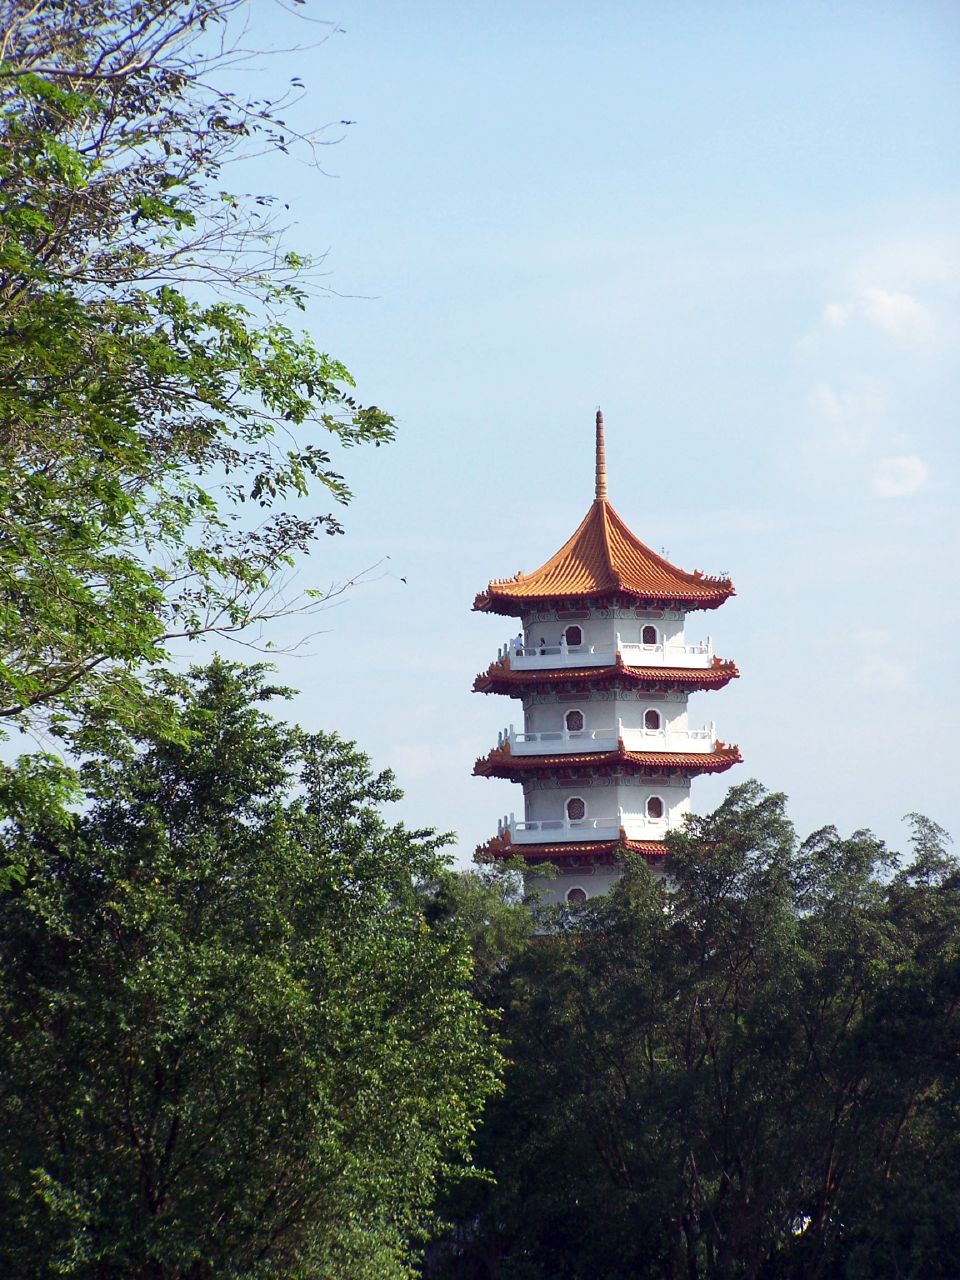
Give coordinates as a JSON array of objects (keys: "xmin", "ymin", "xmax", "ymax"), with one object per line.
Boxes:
[
  {"xmin": 0, "ymin": 661, "xmax": 500, "ymax": 1279},
  {"xmin": 0, "ymin": 0, "xmax": 393, "ymax": 737},
  {"xmin": 426, "ymin": 784, "xmax": 960, "ymax": 1280}
]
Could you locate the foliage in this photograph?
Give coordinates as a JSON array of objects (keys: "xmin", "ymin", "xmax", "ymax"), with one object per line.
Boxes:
[
  {"xmin": 425, "ymin": 784, "xmax": 960, "ymax": 1280},
  {"xmin": 423, "ymin": 859, "xmax": 536, "ymax": 1006},
  {"xmin": 0, "ymin": 0, "xmax": 393, "ymax": 737},
  {"xmin": 0, "ymin": 661, "xmax": 499, "ymax": 1279}
]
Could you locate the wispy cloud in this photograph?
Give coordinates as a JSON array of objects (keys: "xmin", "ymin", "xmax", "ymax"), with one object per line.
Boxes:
[
  {"xmin": 861, "ymin": 288, "xmax": 933, "ymax": 340},
  {"xmin": 855, "ymin": 652, "xmax": 911, "ymax": 690},
  {"xmin": 791, "ymin": 261, "xmax": 951, "ymax": 499},
  {"xmin": 851, "ymin": 235, "xmax": 960, "ymax": 294},
  {"xmin": 872, "ymin": 455, "xmax": 929, "ymax": 498},
  {"xmin": 822, "ymin": 302, "xmax": 853, "ymax": 329},
  {"xmin": 804, "ymin": 287, "xmax": 935, "ymax": 346},
  {"xmin": 808, "ymin": 382, "xmax": 886, "ymax": 455}
]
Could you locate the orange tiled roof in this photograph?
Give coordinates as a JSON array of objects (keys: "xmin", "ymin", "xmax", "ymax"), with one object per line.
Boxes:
[
  {"xmin": 473, "ymin": 741, "xmax": 742, "ymax": 780},
  {"xmin": 476, "ymin": 832, "xmax": 668, "ymax": 862},
  {"xmin": 473, "ymin": 654, "xmax": 739, "ymax": 696},
  {"xmin": 474, "ymin": 498, "xmax": 734, "ymax": 616}
]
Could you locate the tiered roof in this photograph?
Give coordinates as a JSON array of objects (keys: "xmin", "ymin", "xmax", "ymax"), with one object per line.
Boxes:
[
  {"xmin": 474, "ymin": 416, "xmax": 733, "ymax": 615},
  {"xmin": 477, "ymin": 832, "xmax": 669, "ymax": 864},
  {"xmin": 473, "ymin": 653, "xmax": 739, "ymax": 697},
  {"xmin": 473, "ymin": 740, "xmax": 742, "ymax": 781}
]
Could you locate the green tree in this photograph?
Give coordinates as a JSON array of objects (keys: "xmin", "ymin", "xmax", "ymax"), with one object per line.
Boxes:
[
  {"xmin": 424, "ymin": 860, "xmax": 535, "ymax": 1006},
  {"xmin": 425, "ymin": 785, "xmax": 960, "ymax": 1280},
  {"xmin": 0, "ymin": 661, "xmax": 499, "ymax": 1279},
  {"xmin": 0, "ymin": 0, "xmax": 393, "ymax": 737}
]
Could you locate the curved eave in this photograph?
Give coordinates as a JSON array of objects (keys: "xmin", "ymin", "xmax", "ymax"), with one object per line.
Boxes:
[
  {"xmin": 473, "ymin": 584, "xmax": 734, "ymax": 618},
  {"xmin": 476, "ymin": 832, "xmax": 668, "ymax": 863},
  {"xmin": 473, "ymin": 742, "xmax": 743, "ymax": 780},
  {"xmin": 472, "ymin": 499, "xmax": 734, "ymax": 617},
  {"xmin": 473, "ymin": 656, "xmax": 739, "ymax": 696}
]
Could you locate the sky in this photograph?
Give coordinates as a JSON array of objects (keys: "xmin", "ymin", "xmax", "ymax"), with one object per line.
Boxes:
[{"xmin": 179, "ymin": 0, "xmax": 959, "ymax": 865}]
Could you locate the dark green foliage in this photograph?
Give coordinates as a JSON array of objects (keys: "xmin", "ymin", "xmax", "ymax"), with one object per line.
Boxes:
[
  {"xmin": 0, "ymin": 1, "xmax": 393, "ymax": 737},
  {"xmin": 423, "ymin": 859, "xmax": 535, "ymax": 1006},
  {"xmin": 426, "ymin": 784, "xmax": 960, "ymax": 1280},
  {"xmin": 0, "ymin": 662, "xmax": 500, "ymax": 1279}
]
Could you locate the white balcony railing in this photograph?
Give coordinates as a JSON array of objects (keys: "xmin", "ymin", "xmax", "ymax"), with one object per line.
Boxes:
[
  {"xmin": 623, "ymin": 724, "xmax": 715, "ymax": 754},
  {"xmin": 496, "ymin": 634, "xmax": 714, "ymax": 671},
  {"xmin": 496, "ymin": 810, "xmax": 670, "ymax": 845},
  {"xmin": 501, "ymin": 726, "xmax": 618, "ymax": 754},
  {"xmin": 620, "ymin": 639, "xmax": 713, "ymax": 669},
  {"xmin": 498, "ymin": 721, "xmax": 716, "ymax": 756}
]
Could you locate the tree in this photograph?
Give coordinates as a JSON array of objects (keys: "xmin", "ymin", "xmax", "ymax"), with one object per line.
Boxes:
[
  {"xmin": 0, "ymin": 661, "xmax": 500, "ymax": 1279},
  {"xmin": 0, "ymin": 0, "xmax": 393, "ymax": 737},
  {"xmin": 423, "ymin": 859, "xmax": 535, "ymax": 1007},
  {"xmin": 424, "ymin": 785, "xmax": 960, "ymax": 1280}
]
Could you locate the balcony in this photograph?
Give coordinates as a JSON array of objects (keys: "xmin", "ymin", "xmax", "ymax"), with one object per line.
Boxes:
[
  {"xmin": 495, "ymin": 635, "xmax": 714, "ymax": 671},
  {"xmin": 497, "ymin": 721, "xmax": 717, "ymax": 756},
  {"xmin": 496, "ymin": 810, "xmax": 670, "ymax": 845},
  {"xmin": 620, "ymin": 639, "xmax": 713, "ymax": 669}
]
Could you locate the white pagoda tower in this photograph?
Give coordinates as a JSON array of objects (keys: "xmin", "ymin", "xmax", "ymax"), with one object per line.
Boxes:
[{"xmin": 473, "ymin": 411, "xmax": 740, "ymax": 903}]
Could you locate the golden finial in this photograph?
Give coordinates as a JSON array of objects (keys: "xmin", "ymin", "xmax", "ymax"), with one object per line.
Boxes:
[{"xmin": 595, "ymin": 407, "xmax": 607, "ymax": 501}]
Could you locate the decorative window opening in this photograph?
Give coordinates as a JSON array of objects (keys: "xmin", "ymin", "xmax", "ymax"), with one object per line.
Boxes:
[
  {"xmin": 565, "ymin": 708, "xmax": 585, "ymax": 732},
  {"xmin": 564, "ymin": 625, "xmax": 583, "ymax": 647},
  {"xmin": 566, "ymin": 886, "xmax": 588, "ymax": 904},
  {"xmin": 644, "ymin": 708, "xmax": 662, "ymax": 731},
  {"xmin": 566, "ymin": 796, "xmax": 586, "ymax": 821},
  {"xmin": 647, "ymin": 795, "xmax": 665, "ymax": 820},
  {"xmin": 641, "ymin": 624, "xmax": 658, "ymax": 645}
]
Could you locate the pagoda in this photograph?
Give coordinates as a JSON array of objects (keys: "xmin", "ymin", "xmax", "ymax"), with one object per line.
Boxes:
[{"xmin": 472, "ymin": 410, "xmax": 741, "ymax": 903}]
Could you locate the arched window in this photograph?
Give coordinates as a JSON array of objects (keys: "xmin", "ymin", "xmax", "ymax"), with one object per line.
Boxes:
[
  {"xmin": 646, "ymin": 795, "xmax": 665, "ymax": 820},
  {"xmin": 564, "ymin": 708, "xmax": 584, "ymax": 732},
  {"xmin": 566, "ymin": 886, "xmax": 588, "ymax": 904},
  {"xmin": 644, "ymin": 708, "xmax": 662, "ymax": 731},
  {"xmin": 641, "ymin": 624, "xmax": 658, "ymax": 645},
  {"xmin": 566, "ymin": 796, "xmax": 586, "ymax": 821},
  {"xmin": 564, "ymin": 625, "xmax": 583, "ymax": 647}
]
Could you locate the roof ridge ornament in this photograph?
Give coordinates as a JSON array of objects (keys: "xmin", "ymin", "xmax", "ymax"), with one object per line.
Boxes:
[{"xmin": 595, "ymin": 407, "xmax": 607, "ymax": 501}]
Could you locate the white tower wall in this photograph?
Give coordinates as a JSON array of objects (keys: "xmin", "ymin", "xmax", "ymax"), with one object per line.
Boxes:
[
  {"xmin": 521, "ymin": 692, "xmax": 690, "ymax": 737},
  {"xmin": 521, "ymin": 777, "xmax": 691, "ymax": 832}
]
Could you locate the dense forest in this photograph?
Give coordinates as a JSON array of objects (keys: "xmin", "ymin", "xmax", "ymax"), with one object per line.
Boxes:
[
  {"xmin": 0, "ymin": 3, "xmax": 956, "ymax": 1278},
  {"xmin": 425, "ymin": 788, "xmax": 960, "ymax": 1280}
]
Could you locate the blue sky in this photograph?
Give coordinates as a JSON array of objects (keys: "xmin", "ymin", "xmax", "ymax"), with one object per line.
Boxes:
[{"xmin": 185, "ymin": 1, "xmax": 959, "ymax": 863}]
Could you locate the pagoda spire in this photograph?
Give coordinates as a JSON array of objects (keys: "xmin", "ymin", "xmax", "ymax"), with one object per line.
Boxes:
[{"xmin": 595, "ymin": 407, "xmax": 607, "ymax": 501}]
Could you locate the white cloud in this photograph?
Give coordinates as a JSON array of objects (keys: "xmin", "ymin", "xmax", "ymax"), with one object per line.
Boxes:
[
  {"xmin": 810, "ymin": 383, "xmax": 849, "ymax": 419},
  {"xmin": 808, "ymin": 382, "xmax": 886, "ymax": 455},
  {"xmin": 822, "ymin": 302, "xmax": 852, "ymax": 329},
  {"xmin": 854, "ymin": 652, "xmax": 911, "ymax": 691},
  {"xmin": 852, "ymin": 236, "xmax": 960, "ymax": 293},
  {"xmin": 860, "ymin": 288, "xmax": 933, "ymax": 340},
  {"xmin": 872, "ymin": 455, "xmax": 928, "ymax": 498},
  {"xmin": 803, "ymin": 287, "xmax": 935, "ymax": 348}
]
